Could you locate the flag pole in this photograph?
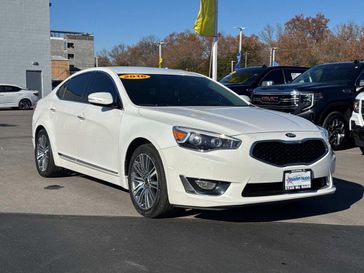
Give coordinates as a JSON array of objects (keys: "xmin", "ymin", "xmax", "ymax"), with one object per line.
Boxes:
[{"xmin": 212, "ymin": 0, "xmax": 218, "ymax": 81}]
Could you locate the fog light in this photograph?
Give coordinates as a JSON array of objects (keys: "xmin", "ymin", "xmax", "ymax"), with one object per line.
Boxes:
[
  {"xmin": 180, "ymin": 176, "xmax": 230, "ymax": 196},
  {"xmin": 195, "ymin": 180, "xmax": 217, "ymax": 190}
]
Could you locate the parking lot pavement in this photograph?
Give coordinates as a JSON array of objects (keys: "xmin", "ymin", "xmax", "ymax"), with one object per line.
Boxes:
[
  {"xmin": 1, "ymin": 110, "xmax": 363, "ymax": 273},
  {"xmin": 0, "ymin": 110, "xmax": 363, "ymax": 225}
]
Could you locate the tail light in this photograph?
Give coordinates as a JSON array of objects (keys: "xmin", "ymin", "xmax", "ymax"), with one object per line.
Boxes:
[{"xmin": 33, "ymin": 91, "xmax": 39, "ymax": 96}]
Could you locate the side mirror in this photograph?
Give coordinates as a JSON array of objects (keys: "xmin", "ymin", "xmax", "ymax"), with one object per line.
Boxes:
[
  {"xmin": 239, "ymin": 95, "xmax": 251, "ymax": 103},
  {"xmin": 261, "ymin": 80, "xmax": 274, "ymax": 87},
  {"xmin": 88, "ymin": 92, "xmax": 114, "ymax": 106}
]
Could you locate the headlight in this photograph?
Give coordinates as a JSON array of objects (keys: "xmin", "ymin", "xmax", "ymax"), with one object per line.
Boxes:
[
  {"xmin": 173, "ymin": 126, "xmax": 241, "ymax": 151},
  {"xmin": 353, "ymin": 100, "xmax": 360, "ymax": 113},
  {"xmin": 299, "ymin": 92, "xmax": 322, "ymax": 111},
  {"xmin": 317, "ymin": 126, "xmax": 329, "ymax": 143}
]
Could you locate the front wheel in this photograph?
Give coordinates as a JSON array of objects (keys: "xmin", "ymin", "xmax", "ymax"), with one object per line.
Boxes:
[
  {"xmin": 322, "ymin": 112, "xmax": 349, "ymax": 150},
  {"xmin": 35, "ymin": 129, "xmax": 63, "ymax": 177},
  {"xmin": 360, "ymin": 147, "xmax": 364, "ymax": 155},
  {"xmin": 128, "ymin": 144, "xmax": 173, "ymax": 218}
]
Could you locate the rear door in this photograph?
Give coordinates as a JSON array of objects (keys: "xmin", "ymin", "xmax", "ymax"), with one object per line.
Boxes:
[
  {"xmin": 77, "ymin": 71, "xmax": 123, "ymax": 175},
  {"xmin": 50, "ymin": 72, "xmax": 91, "ymax": 161},
  {"xmin": 1, "ymin": 85, "xmax": 21, "ymax": 106}
]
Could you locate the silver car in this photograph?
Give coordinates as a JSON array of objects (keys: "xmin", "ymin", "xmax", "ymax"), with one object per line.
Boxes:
[{"xmin": 0, "ymin": 84, "xmax": 39, "ymax": 110}]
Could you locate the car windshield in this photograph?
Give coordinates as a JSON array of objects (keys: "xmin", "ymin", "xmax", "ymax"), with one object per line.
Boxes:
[
  {"xmin": 220, "ymin": 68, "xmax": 265, "ymax": 85},
  {"xmin": 292, "ymin": 63, "xmax": 361, "ymax": 84},
  {"xmin": 119, "ymin": 74, "xmax": 248, "ymax": 107}
]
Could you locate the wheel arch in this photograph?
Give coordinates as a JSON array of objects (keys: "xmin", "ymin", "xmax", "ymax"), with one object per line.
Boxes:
[
  {"xmin": 318, "ymin": 102, "xmax": 352, "ymax": 125},
  {"xmin": 124, "ymin": 137, "xmax": 154, "ymax": 177}
]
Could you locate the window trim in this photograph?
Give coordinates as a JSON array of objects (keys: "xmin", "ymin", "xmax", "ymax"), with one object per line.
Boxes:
[{"xmin": 86, "ymin": 71, "xmax": 123, "ymax": 109}]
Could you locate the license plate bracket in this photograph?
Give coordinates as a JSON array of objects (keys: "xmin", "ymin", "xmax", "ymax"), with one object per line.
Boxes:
[{"xmin": 284, "ymin": 169, "xmax": 311, "ymax": 191}]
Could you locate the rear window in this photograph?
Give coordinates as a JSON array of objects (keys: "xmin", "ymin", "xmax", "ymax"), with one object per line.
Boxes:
[{"xmin": 119, "ymin": 74, "xmax": 247, "ymax": 107}]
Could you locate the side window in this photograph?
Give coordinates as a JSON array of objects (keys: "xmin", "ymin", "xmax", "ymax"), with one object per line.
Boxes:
[
  {"xmin": 0, "ymin": 86, "xmax": 4, "ymax": 92},
  {"xmin": 63, "ymin": 73, "xmax": 91, "ymax": 103},
  {"xmin": 11, "ymin": 86, "xmax": 21, "ymax": 92},
  {"xmin": 87, "ymin": 72, "xmax": 121, "ymax": 107},
  {"xmin": 56, "ymin": 82, "xmax": 68, "ymax": 99},
  {"xmin": 260, "ymin": 69, "xmax": 285, "ymax": 86},
  {"xmin": 285, "ymin": 69, "xmax": 305, "ymax": 83}
]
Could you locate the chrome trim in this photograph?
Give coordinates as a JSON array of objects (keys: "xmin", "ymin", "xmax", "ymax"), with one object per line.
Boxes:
[{"xmin": 58, "ymin": 153, "xmax": 119, "ymax": 175}]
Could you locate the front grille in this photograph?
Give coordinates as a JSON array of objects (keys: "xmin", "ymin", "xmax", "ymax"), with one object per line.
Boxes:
[
  {"xmin": 252, "ymin": 93, "xmax": 298, "ymax": 110},
  {"xmin": 242, "ymin": 177, "xmax": 328, "ymax": 197},
  {"xmin": 251, "ymin": 139, "xmax": 328, "ymax": 166}
]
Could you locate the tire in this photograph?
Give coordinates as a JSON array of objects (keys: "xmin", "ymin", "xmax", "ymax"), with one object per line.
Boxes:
[
  {"xmin": 322, "ymin": 111, "xmax": 349, "ymax": 150},
  {"xmin": 18, "ymin": 99, "xmax": 32, "ymax": 110},
  {"xmin": 35, "ymin": 129, "xmax": 63, "ymax": 177},
  {"xmin": 360, "ymin": 147, "xmax": 364, "ymax": 155},
  {"xmin": 128, "ymin": 143, "xmax": 173, "ymax": 218}
]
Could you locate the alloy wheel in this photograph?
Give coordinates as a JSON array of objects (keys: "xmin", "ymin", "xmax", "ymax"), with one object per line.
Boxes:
[
  {"xmin": 19, "ymin": 100, "xmax": 31, "ymax": 110},
  {"xmin": 327, "ymin": 118, "xmax": 346, "ymax": 146},
  {"xmin": 36, "ymin": 134, "xmax": 50, "ymax": 172},
  {"xmin": 130, "ymin": 153, "xmax": 159, "ymax": 210}
]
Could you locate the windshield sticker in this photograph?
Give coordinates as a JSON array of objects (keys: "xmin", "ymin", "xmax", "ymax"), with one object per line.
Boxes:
[{"xmin": 119, "ymin": 74, "xmax": 151, "ymax": 80}]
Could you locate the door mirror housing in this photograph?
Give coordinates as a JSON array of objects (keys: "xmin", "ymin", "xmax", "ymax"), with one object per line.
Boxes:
[
  {"xmin": 88, "ymin": 92, "xmax": 114, "ymax": 106},
  {"xmin": 239, "ymin": 95, "xmax": 251, "ymax": 103},
  {"xmin": 261, "ymin": 80, "xmax": 274, "ymax": 87}
]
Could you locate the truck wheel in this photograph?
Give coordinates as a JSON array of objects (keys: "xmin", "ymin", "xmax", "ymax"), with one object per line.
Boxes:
[{"xmin": 322, "ymin": 111, "xmax": 349, "ymax": 150}]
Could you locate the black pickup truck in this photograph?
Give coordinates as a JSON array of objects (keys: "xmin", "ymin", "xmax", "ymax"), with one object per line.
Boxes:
[
  {"xmin": 220, "ymin": 65, "xmax": 307, "ymax": 97},
  {"xmin": 252, "ymin": 61, "xmax": 364, "ymax": 149}
]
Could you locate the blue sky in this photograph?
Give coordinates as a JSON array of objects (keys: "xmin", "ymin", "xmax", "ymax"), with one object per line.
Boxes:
[{"xmin": 50, "ymin": 0, "xmax": 364, "ymax": 52}]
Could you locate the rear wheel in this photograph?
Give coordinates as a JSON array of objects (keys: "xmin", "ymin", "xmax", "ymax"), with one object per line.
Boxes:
[
  {"xmin": 35, "ymin": 129, "xmax": 63, "ymax": 177},
  {"xmin": 18, "ymin": 99, "xmax": 32, "ymax": 110},
  {"xmin": 128, "ymin": 144, "xmax": 173, "ymax": 218},
  {"xmin": 322, "ymin": 112, "xmax": 349, "ymax": 150}
]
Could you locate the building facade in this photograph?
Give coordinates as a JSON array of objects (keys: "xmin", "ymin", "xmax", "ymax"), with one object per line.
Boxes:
[
  {"xmin": 50, "ymin": 30, "xmax": 95, "ymax": 75},
  {"xmin": 0, "ymin": 0, "xmax": 51, "ymax": 96}
]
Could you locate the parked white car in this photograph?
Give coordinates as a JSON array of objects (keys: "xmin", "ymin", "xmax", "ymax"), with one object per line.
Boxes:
[
  {"xmin": 32, "ymin": 67, "xmax": 336, "ymax": 217},
  {"xmin": 0, "ymin": 84, "xmax": 39, "ymax": 110},
  {"xmin": 350, "ymin": 92, "xmax": 364, "ymax": 154}
]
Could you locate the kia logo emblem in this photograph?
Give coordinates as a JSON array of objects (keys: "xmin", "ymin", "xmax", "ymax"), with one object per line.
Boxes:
[{"xmin": 285, "ymin": 133, "xmax": 296, "ymax": 138}]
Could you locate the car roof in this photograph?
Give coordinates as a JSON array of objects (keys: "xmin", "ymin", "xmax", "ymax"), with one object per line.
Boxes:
[
  {"xmin": 106, "ymin": 66, "xmax": 202, "ymax": 77},
  {"xmin": 0, "ymin": 84, "xmax": 24, "ymax": 88}
]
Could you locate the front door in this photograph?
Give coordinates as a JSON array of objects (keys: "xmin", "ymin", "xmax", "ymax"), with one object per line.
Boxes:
[{"xmin": 77, "ymin": 71, "xmax": 123, "ymax": 175}]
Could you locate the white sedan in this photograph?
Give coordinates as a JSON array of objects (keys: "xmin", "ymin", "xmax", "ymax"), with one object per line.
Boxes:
[
  {"xmin": 32, "ymin": 67, "xmax": 336, "ymax": 218},
  {"xmin": 0, "ymin": 84, "xmax": 39, "ymax": 109}
]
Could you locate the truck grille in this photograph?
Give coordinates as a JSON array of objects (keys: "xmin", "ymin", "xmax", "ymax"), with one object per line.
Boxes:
[
  {"xmin": 252, "ymin": 93, "xmax": 298, "ymax": 111},
  {"xmin": 251, "ymin": 139, "xmax": 328, "ymax": 166}
]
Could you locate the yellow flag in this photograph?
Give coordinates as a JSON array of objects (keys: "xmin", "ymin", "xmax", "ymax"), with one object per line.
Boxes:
[{"xmin": 194, "ymin": 0, "xmax": 217, "ymax": 37}]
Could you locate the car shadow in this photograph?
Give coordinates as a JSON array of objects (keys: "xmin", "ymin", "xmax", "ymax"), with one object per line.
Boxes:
[{"xmin": 177, "ymin": 178, "xmax": 363, "ymax": 222}]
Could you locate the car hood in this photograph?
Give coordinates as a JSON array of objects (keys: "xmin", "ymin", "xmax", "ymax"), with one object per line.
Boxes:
[
  {"xmin": 254, "ymin": 82, "xmax": 348, "ymax": 93},
  {"xmin": 138, "ymin": 106, "xmax": 318, "ymax": 136}
]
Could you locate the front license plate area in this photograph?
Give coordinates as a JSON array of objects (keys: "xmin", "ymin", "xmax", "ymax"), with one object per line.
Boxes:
[{"xmin": 284, "ymin": 169, "xmax": 311, "ymax": 191}]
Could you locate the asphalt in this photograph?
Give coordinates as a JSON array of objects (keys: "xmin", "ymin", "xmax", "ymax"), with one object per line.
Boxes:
[{"xmin": 0, "ymin": 110, "xmax": 363, "ymax": 272}]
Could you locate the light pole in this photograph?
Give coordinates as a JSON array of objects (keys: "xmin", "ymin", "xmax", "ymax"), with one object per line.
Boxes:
[
  {"xmin": 158, "ymin": 41, "xmax": 164, "ymax": 68},
  {"xmin": 271, "ymin": 47, "xmax": 277, "ymax": 66},
  {"xmin": 233, "ymin": 26, "xmax": 245, "ymax": 69}
]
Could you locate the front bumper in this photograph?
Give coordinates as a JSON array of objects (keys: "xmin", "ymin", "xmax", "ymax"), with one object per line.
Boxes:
[{"xmin": 160, "ymin": 131, "xmax": 336, "ymax": 208}]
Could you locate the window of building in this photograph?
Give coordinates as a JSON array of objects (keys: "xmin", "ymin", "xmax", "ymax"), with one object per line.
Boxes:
[
  {"xmin": 68, "ymin": 54, "xmax": 75, "ymax": 60},
  {"xmin": 67, "ymin": 42, "xmax": 74, "ymax": 49}
]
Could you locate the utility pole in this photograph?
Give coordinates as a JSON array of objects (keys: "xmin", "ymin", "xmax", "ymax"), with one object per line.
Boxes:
[
  {"xmin": 244, "ymin": 52, "xmax": 248, "ymax": 68},
  {"xmin": 158, "ymin": 41, "xmax": 164, "ymax": 68},
  {"xmin": 231, "ymin": 60, "xmax": 235, "ymax": 72}
]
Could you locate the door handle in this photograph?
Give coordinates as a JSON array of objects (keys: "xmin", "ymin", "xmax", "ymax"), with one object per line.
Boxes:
[
  {"xmin": 77, "ymin": 114, "xmax": 85, "ymax": 120},
  {"xmin": 50, "ymin": 107, "xmax": 56, "ymax": 112}
]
